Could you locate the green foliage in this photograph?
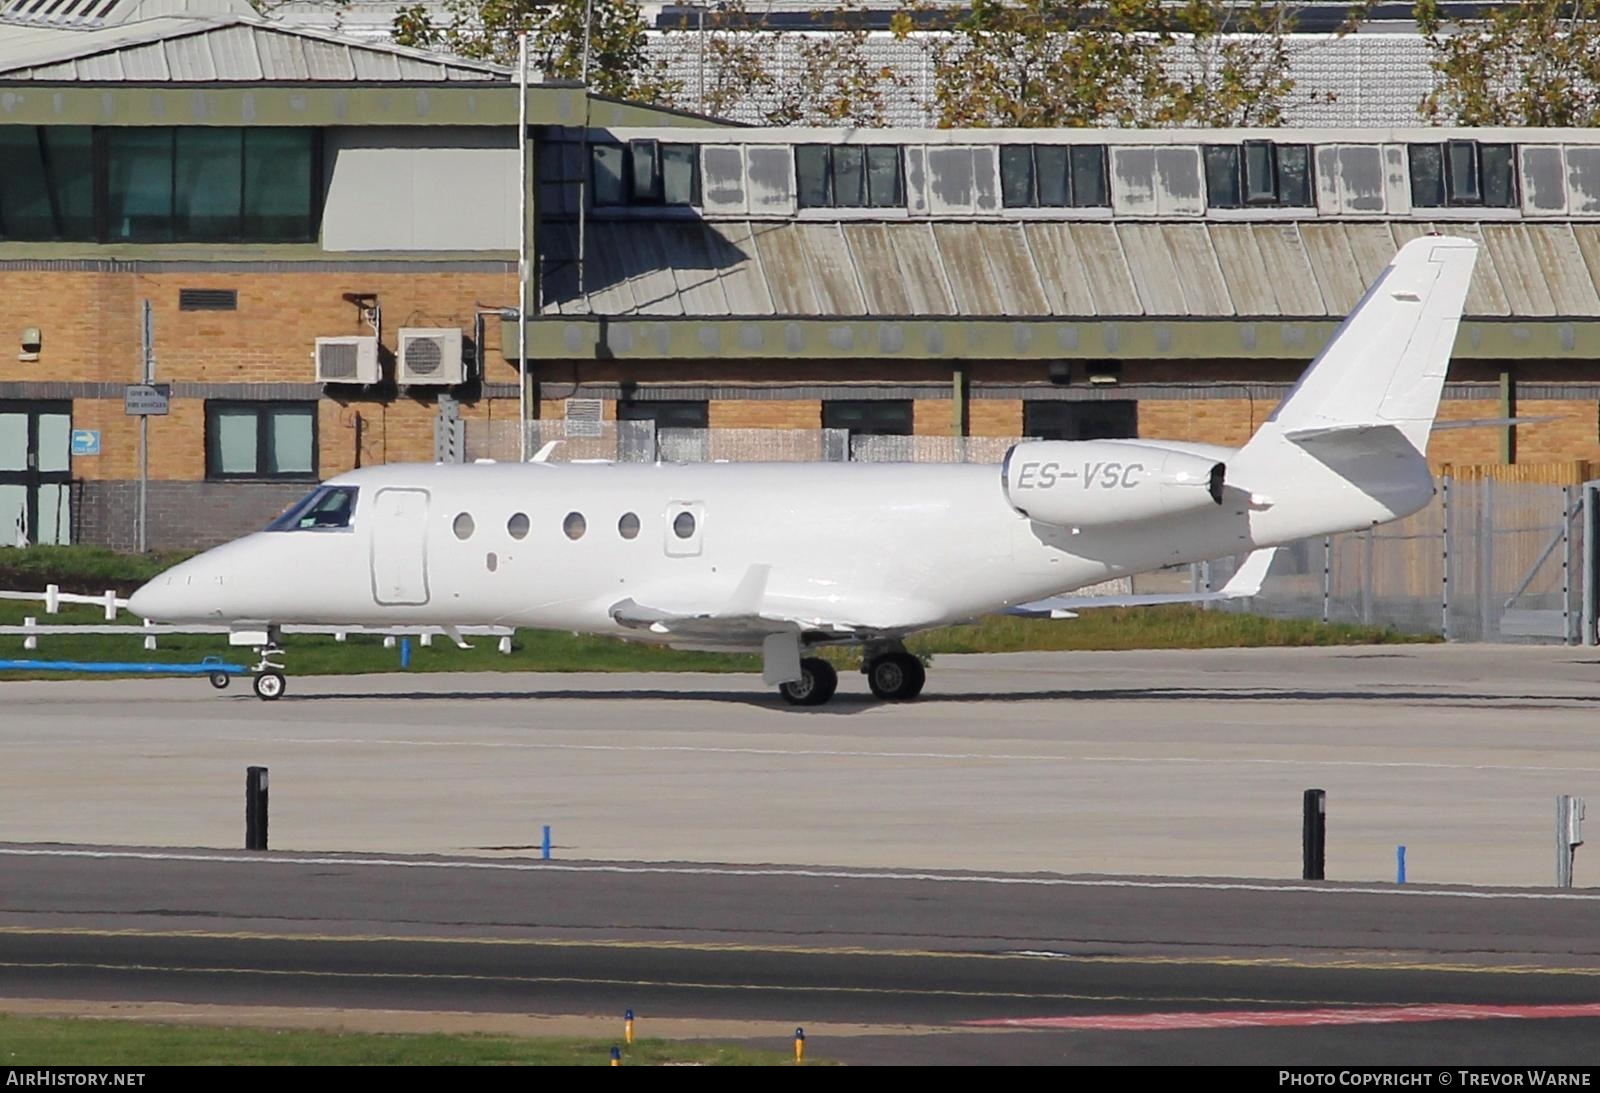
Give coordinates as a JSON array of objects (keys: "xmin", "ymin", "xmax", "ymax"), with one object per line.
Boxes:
[
  {"xmin": 907, "ymin": 606, "xmax": 1435, "ymax": 654},
  {"xmin": 917, "ymin": 0, "xmax": 1310, "ymax": 128},
  {"xmin": 0, "ymin": 546, "xmax": 194, "ymax": 596},
  {"xmin": 1413, "ymin": 0, "xmax": 1600, "ymax": 126},
  {"xmin": 696, "ymin": 0, "xmax": 909, "ymax": 125},
  {"xmin": 0, "ymin": 1016, "xmax": 801, "ymax": 1066},
  {"xmin": 393, "ymin": 0, "xmax": 678, "ymax": 102}
]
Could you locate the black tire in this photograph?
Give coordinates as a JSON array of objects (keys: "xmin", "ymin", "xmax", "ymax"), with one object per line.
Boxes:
[
  {"xmin": 779, "ymin": 657, "xmax": 838, "ymax": 707},
  {"xmin": 208, "ymin": 672, "xmax": 231, "ymax": 690},
  {"xmin": 253, "ymin": 671, "xmax": 286, "ymax": 701},
  {"xmin": 867, "ymin": 652, "xmax": 926, "ymax": 701}
]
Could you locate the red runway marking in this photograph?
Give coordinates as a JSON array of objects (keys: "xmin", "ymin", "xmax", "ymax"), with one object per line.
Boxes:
[{"xmin": 969, "ymin": 1003, "xmax": 1600, "ymax": 1032}]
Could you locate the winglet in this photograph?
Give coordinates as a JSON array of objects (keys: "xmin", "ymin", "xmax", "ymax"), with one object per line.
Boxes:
[
  {"xmin": 1216, "ymin": 548, "xmax": 1276, "ymax": 598},
  {"xmin": 531, "ymin": 440, "xmax": 562, "ymax": 463}
]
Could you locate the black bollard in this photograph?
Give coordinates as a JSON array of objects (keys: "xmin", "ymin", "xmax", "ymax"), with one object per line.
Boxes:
[
  {"xmin": 1303, "ymin": 788, "xmax": 1326, "ymax": 881},
  {"xmin": 246, "ymin": 766, "xmax": 269, "ymax": 851}
]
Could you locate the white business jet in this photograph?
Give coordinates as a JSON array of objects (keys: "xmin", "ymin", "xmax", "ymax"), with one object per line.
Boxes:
[{"xmin": 130, "ymin": 236, "xmax": 1478, "ymax": 704}]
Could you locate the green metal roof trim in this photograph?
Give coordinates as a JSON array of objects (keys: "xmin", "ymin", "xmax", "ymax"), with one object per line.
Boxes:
[
  {"xmin": 0, "ymin": 82, "xmax": 731, "ymax": 126},
  {"xmin": 502, "ymin": 316, "xmax": 1600, "ymax": 363}
]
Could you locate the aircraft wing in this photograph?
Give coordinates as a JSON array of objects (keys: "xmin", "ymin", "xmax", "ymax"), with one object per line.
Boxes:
[
  {"xmin": 607, "ymin": 564, "xmax": 864, "ymax": 646},
  {"xmin": 1006, "ymin": 548, "xmax": 1276, "ymax": 620}
]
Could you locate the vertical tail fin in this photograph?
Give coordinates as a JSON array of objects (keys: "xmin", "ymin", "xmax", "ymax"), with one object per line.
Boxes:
[{"xmin": 1260, "ymin": 235, "xmax": 1479, "ymax": 455}]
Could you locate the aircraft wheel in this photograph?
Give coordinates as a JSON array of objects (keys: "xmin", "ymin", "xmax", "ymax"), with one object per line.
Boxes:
[
  {"xmin": 779, "ymin": 657, "xmax": 838, "ymax": 707},
  {"xmin": 208, "ymin": 672, "xmax": 231, "ymax": 690},
  {"xmin": 866, "ymin": 652, "xmax": 926, "ymax": 701},
  {"xmin": 253, "ymin": 671, "xmax": 286, "ymax": 702}
]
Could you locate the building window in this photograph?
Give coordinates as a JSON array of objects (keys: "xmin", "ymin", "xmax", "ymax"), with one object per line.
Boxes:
[
  {"xmin": 0, "ymin": 125, "xmax": 320, "ymax": 243},
  {"xmin": 823, "ymin": 399, "xmax": 914, "ymax": 437},
  {"xmin": 618, "ymin": 400, "xmax": 710, "ymax": 430},
  {"xmin": 205, "ymin": 401, "xmax": 318, "ymax": 481},
  {"xmin": 796, "ymin": 145, "xmax": 904, "ymax": 210},
  {"xmin": 1000, "ymin": 145, "xmax": 1109, "ymax": 209},
  {"xmin": 1024, "ymin": 400, "xmax": 1138, "ymax": 441},
  {"xmin": 618, "ymin": 399, "xmax": 709, "ymax": 462},
  {"xmin": 0, "ymin": 127, "xmax": 93, "ymax": 241},
  {"xmin": 1409, "ymin": 141, "xmax": 1517, "ymax": 208},
  {"xmin": 591, "ymin": 141, "xmax": 700, "ymax": 207},
  {"xmin": 1204, "ymin": 142, "xmax": 1312, "ymax": 209}
]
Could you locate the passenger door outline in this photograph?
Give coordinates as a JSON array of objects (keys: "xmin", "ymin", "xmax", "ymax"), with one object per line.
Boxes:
[{"xmin": 370, "ymin": 486, "xmax": 431, "ymax": 606}]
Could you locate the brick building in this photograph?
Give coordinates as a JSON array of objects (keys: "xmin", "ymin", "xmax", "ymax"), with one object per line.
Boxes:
[{"xmin": 3, "ymin": 0, "xmax": 1600, "ymax": 550}]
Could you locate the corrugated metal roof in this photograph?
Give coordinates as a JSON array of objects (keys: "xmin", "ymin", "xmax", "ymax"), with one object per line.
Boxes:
[
  {"xmin": 0, "ymin": 11, "xmax": 507, "ymax": 80},
  {"xmin": 541, "ymin": 219, "xmax": 1600, "ymax": 323}
]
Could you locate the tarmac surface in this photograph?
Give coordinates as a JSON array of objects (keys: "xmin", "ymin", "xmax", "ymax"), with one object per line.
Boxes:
[
  {"xmin": 3, "ymin": 846, "xmax": 1600, "ymax": 1065},
  {"xmin": 5, "ymin": 645, "xmax": 1600, "ymax": 884},
  {"xmin": 6, "ymin": 644, "xmax": 1600, "ymax": 1064}
]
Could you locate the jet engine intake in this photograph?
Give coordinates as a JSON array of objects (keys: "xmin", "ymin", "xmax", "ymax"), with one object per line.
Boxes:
[{"xmin": 1001, "ymin": 441, "xmax": 1225, "ymax": 528}]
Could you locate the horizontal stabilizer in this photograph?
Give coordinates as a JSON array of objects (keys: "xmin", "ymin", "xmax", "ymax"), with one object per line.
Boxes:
[{"xmin": 1007, "ymin": 549, "xmax": 1276, "ymax": 619}]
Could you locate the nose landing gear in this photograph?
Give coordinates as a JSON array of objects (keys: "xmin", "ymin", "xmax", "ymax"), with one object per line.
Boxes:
[{"xmin": 250, "ymin": 645, "xmax": 287, "ymax": 701}]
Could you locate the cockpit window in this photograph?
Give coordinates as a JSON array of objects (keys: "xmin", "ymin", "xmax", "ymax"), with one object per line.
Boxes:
[{"xmin": 265, "ymin": 486, "xmax": 359, "ymax": 532}]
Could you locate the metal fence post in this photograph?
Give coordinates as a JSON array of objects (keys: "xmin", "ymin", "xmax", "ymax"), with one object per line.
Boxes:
[
  {"xmin": 1584, "ymin": 483, "xmax": 1598, "ymax": 646},
  {"xmin": 1480, "ymin": 476, "xmax": 1496, "ymax": 641},
  {"xmin": 1440, "ymin": 474, "xmax": 1452, "ymax": 640},
  {"xmin": 1564, "ymin": 485, "xmax": 1576, "ymax": 644},
  {"xmin": 1360, "ymin": 529, "xmax": 1374, "ymax": 626},
  {"xmin": 1322, "ymin": 536, "xmax": 1332, "ymax": 625}
]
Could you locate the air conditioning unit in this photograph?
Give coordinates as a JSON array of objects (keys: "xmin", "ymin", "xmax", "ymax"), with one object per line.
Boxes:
[
  {"xmin": 397, "ymin": 327, "xmax": 466, "ymax": 386},
  {"xmin": 314, "ymin": 336, "xmax": 379, "ymax": 384}
]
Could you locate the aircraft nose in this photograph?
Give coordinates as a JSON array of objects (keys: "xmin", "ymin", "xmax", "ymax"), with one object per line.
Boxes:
[
  {"xmin": 128, "ymin": 556, "xmax": 225, "ymax": 622},
  {"xmin": 127, "ymin": 574, "xmax": 177, "ymax": 621}
]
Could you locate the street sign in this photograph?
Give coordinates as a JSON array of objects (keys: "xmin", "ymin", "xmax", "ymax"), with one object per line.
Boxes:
[
  {"xmin": 70, "ymin": 429, "xmax": 100, "ymax": 456},
  {"xmin": 124, "ymin": 384, "xmax": 170, "ymax": 416}
]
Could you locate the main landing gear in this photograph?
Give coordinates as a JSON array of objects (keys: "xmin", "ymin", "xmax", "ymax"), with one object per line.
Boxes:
[
  {"xmin": 779, "ymin": 657, "xmax": 837, "ymax": 707},
  {"xmin": 773, "ymin": 642, "xmax": 926, "ymax": 707},
  {"xmin": 864, "ymin": 650, "xmax": 926, "ymax": 702}
]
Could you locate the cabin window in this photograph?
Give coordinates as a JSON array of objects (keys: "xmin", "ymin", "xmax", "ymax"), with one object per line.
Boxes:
[
  {"xmin": 563, "ymin": 511, "xmax": 587, "ymax": 540},
  {"xmin": 507, "ymin": 512, "xmax": 529, "ymax": 539},
  {"xmin": 618, "ymin": 512, "xmax": 640, "ymax": 539},
  {"xmin": 452, "ymin": 512, "xmax": 475, "ymax": 540},
  {"xmin": 205, "ymin": 401, "xmax": 317, "ymax": 481},
  {"xmin": 673, "ymin": 511, "xmax": 696, "ymax": 539},
  {"xmin": 264, "ymin": 485, "xmax": 358, "ymax": 532}
]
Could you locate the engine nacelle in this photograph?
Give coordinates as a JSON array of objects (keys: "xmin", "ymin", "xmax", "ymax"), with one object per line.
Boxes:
[{"xmin": 1001, "ymin": 441, "xmax": 1225, "ymax": 529}]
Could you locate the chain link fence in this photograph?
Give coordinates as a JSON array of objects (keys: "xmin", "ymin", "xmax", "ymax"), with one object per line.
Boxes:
[
  {"xmin": 466, "ymin": 420, "xmax": 1019, "ymax": 464},
  {"xmin": 1201, "ymin": 478, "xmax": 1583, "ymax": 644}
]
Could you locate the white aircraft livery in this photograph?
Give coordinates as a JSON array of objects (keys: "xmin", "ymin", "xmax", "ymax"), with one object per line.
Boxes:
[{"xmin": 130, "ymin": 236, "xmax": 1479, "ymax": 705}]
